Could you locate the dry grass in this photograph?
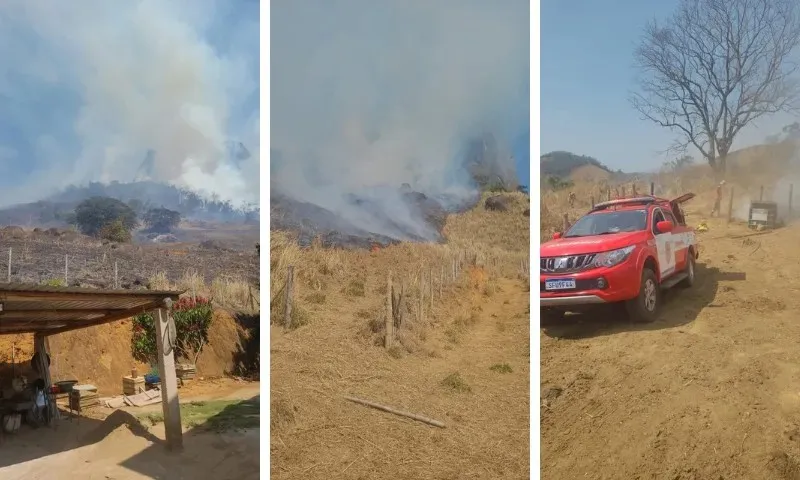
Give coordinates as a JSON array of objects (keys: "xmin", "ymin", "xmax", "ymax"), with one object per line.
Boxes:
[
  {"xmin": 269, "ymin": 191, "xmax": 530, "ymax": 339},
  {"xmin": 148, "ymin": 269, "xmax": 259, "ymax": 313},
  {"xmin": 540, "ymin": 141, "xmax": 800, "ymax": 242}
]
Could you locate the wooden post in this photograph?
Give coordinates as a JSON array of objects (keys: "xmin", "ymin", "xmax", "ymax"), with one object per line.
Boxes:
[
  {"xmin": 114, "ymin": 261, "xmax": 119, "ymax": 289},
  {"xmin": 419, "ymin": 274, "xmax": 425, "ymax": 323},
  {"xmin": 632, "ymin": 184, "xmax": 637, "ymax": 196},
  {"xmin": 64, "ymin": 255, "xmax": 69, "ymax": 285},
  {"xmin": 33, "ymin": 334, "xmax": 51, "ymax": 391},
  {"xmin": 607, "ymin": 188, "xmax": 611, "ymax": 201},
  {"xmin": 7, "ymin": 248, "xmax": 10, "ymax": 283},
  {"xmin": 385, "ymin": 275, "xmax": 393, "ymax": 348},
  {"xmin": 283, "ymin": 266, "xmax": 294, "ymax": 329},
  {"xmin": 155, "ymin": 300, "xmax": 183, "ymax": 451},
  {"xmin": 428, "ymin": 268, "xmax": 433, "ymax": 310},
  {"xmin": 650, "ymin": 182, "xmax": 655, "ymax": 195},
  {"xmin": 621, "ymin": 186, "xmax": 626, "ymax": 197},
  {"xmin": 562, "ymin": 213, "xmax": 569, "ymax": 232},
  {"xmin": 790, "ymin": 184, "xmax": 794, "ymax": 214},
  {"xmin": 439, "ymin": 266, "xmax": 444, "ymax": 297},
  {"xmin": 727, "ymin": 186, "xmax": 735, "ymax": 223},
  {"xmin": 760, "ymin": 185, "xmax": 764, "ymax": 201},
  {"xmin": 590, "ymin": 196, "xmax": 595, "ymax": 208}
]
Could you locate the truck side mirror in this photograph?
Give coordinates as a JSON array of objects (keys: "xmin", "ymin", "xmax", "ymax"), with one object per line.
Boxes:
[
  {"xmin": 553, "ymin": 232, "xmax": 562, "ymax": 240},
  {"xmin": 656, "ymin": 220, "xmax": 674, "ymax": 233}
]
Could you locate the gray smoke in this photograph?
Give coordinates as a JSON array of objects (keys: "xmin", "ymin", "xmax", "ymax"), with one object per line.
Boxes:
[
  {"xmin": 271, "ymin": 1, "xmax": 529, "ymax": 240},
  {"xmin": 0, "ymin": 0, "xmax": 259, "ymax": 208}
]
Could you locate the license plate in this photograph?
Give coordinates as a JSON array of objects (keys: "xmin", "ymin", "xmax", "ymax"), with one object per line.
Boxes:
[{"xmin": 545, "ymin": 279, "xmax": 576, "ymax": 291}]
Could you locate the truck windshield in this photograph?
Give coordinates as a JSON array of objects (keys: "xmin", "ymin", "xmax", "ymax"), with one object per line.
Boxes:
[{"xmin": 564, "ymin": 209, "xmax": 647, "ymax": 238}]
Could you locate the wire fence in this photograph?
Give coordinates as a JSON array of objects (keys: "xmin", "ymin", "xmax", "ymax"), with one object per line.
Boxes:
[{"xmin": 0, "ymin": 235, "xmax": 259, "ymax": 311}]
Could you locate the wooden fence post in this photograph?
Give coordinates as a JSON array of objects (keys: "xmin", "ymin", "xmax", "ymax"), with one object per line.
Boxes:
[
  {"xmin": 7, "ymin": 248, "xmax": 10, "ymax": 283},
  {"xmin": 590, "ymin": 196, "xmax": 595, "ymax": 208},
  {"xmin": 650, "ymin": 182, "xmax": 655, "ymax": 195},
  {"xmin": 114, "ymin": 261, "xmax": 119, "ymax": 289},
  {"xmin": 385, "ymin": 274, "xmax": 393, "ymax": 348},
  {"xmin": 562, "ymin": 213, "xmax": 569, "ymax": 232},
  {"xmin": 760, "ymin": 185, "xmax": 764, "ymax": 201},
  {"xmin": 283, "ymin": 266, "xmax": 294, "ymax": 329},
  {"xmin": 607, "ymin": 188, "xmax": 611, "ymax": 201},
  {"xmin": 632, "ymin": 184, "xmax": 637, "ymax": 196},
  {"xmin": 64, "ymin": 255, "xmax": 69, "ymax": 285},
  {"xmin": 428, "ymin": 268, "xmax": 433, "ymax": 310},
  {"xmin": 727, "ymin": 187, "xmax": 735, "ymax": 223}
]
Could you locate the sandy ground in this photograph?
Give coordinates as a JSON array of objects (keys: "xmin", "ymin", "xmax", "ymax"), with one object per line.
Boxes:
[
  {"xmin": 0, "ymin": 380, "xmax": 260, "ymax": 480},
  {"xmin": 271, "ymin": 273, "xmax": 530, "ymax": 479},
  {"xmin": 540, "ymin": 208, "xmax": 800, "ymax": 479}
]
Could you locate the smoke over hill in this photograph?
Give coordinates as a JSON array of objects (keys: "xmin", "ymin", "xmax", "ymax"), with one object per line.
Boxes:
[
  {"xmin": 0, "ymin": 0, "xmax": 259, "ymax": 208},
  {"xmin": 270, "ymin": 1, "xmax": 529, "ymax": 245}
]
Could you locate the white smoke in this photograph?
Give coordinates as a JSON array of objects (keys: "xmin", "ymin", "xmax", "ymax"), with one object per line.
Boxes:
[
  {"xmin": 0, "ymin": 0, "xmax": 259, "ymax": 207},
  {"xmin": 271, "ymin": 1, "xmax": 529, "ymax": 239}
]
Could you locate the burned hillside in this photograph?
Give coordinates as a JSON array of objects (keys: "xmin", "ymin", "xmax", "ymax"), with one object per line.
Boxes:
[{"xmin": 270, "ymin": 188, "xmax": 478, "ymax": 249}]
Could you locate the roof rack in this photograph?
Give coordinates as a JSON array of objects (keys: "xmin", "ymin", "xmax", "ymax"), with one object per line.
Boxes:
[{"xmin": 591, "ymin": 196, "xmax": 659, "ymax": 212}]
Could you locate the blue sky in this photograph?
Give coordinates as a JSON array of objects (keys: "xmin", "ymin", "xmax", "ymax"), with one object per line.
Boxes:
[
  {"xmin": 541, "ymin": 0, "xmax": 797, "ymax": 172},
  {"xmin": 0, "ymin": 0, "xmax": 259, "ymax": 207}
]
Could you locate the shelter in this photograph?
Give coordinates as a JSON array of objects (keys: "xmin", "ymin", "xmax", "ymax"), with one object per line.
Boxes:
[{"xmin": 0, "ymin": 283, "xmax": 185, "ymax": 450}]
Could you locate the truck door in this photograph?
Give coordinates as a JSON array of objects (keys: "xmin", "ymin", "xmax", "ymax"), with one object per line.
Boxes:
[{"xmin": 652, "ymin": 208, "xmax": 677, "ymax": 278}]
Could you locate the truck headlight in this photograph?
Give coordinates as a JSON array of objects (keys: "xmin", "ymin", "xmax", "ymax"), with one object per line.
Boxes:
[{"xmin": 594, "ymin": 245, "xmax": 635, "ymax": 268}]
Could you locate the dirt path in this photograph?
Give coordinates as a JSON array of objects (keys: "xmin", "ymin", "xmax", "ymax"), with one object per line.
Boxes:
[
  {"xmin": 271, "ymin": 275, "xmax": 530, "ymax": 479},
  {"xmin": 541, "ymin": 215, "xmax": 800, "ymax": 479},
  {"xmin": 0, "ymin": 381, "xmax": 261, "ymax": 480}
]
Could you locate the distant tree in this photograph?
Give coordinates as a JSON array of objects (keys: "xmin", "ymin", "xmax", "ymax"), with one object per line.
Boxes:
[
  {"xmin": 99, "ymin": 219, "xmax": 133, "ymax": 243},
  {"xmin": 516, "ymin": 184, "xmax": 529, "ymax": 195},
  {"xmin": 74, "ymin": 196, "xmax": 138, "ymax": 237},
  {"xmin": 142, "ymin": 207, "xmax": 181, "ymax": 233},
  {"xmin": 663, "ymin": 154, "xmax": 695, "ymax": 172},
  {"xmin": 632, "ymin": 0, "xmax": 800, "ymax": 175}
]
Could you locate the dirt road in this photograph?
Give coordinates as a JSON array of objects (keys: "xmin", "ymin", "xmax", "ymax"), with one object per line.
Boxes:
[
  {"xmin": 271, "ymin": 274, "xmax": 530, "ymax": 479},
  {"xmin": 541, "ymin": 215, "xmax": 800, "ymax": 479}
]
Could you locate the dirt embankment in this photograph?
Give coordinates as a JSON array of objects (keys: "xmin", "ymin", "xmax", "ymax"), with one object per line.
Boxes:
[
  {"xmin": 540, "ymin": 204, "xmax": 800, "ymax": 479},
  {"xmin": 0, "ymin": 309, "xmax": 255, "ymax": 395}
]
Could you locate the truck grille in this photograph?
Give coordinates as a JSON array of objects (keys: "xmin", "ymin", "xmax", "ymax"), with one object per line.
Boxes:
[{"xmin": 540, "ymin": 254, "xmax": 597, "ymax": 273}]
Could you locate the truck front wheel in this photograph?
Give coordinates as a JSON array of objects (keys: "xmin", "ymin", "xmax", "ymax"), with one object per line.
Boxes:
[{"xmin": 625, "ymin": 268, "xmax": 660, "ymax": 323}]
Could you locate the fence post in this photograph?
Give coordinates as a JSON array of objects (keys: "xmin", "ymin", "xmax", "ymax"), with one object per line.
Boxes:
[
  {"xmin": 727, "ymin": 187, "xmax": 735, "ymax": 223},
  {"xmin": 428, "ymin": 268, "xmax": 433, "ymax": 310},
  {"xmin": 283, "ymin": 266, "xmax": 294, "ymax": 329},
  {"xmin": 590, "ymin": 196, "xmax": 595, "ymax": 208},
  {"xmin": 419, "ymin": 273, "xmax": 425, "ymax": 323},
  {"xmin": 760, "ymin": 185, "xmax": 764, "ymax": 201},
  {"xmin": 385, "ymin": 274, "xmax": 393, "ymax": 348},
  {"xmin": 607, "ymin": 188, "xmax": 611, "ymax": 201},
  {"xmin": 632, "ymin": 184, "xmax": 637, "ymax": 196},
  {"xmin": 64, "ymin": 255, "xmax": 69, "ymax": 285},
  {"xmin": 650, "ymin": 182, "xmax": 655, "ymax": 195},
  {"xmin": 790, "ymin": 184, "xmax": 794, "ymax": 215},
  {"xmin": 7, "ymin": 248, "xmax": 10, "ymax": 283},
  {"xmin": 440, "ymin": 265, "xmax": 444, "ymax": 297},
  {"xmin": 562, "ymin": 213, "xmax": 569, "ymax": 232},
  {"xmin": 114, "ymin": 261, "xmax": 119, "ymax": 289}
]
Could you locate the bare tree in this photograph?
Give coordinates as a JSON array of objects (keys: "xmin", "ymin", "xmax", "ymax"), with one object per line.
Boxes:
[{"xmin": 632, "ymin": 0, "xmax": 800, "ymax": 175}]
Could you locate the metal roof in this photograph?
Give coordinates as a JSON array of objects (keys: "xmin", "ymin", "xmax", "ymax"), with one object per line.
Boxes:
[{"xmin": 0, "ymin": 283, "xmax": 183, "ymax": 335}]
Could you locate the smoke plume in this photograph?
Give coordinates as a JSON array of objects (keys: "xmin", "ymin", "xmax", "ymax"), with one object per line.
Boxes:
[
  {"xmin": 271, "ymin": 1, "xmax": 529, "ymax": 241},
  {"xmin": 0, "ymin": 0, "xmax": 259, "ymax": 208}
]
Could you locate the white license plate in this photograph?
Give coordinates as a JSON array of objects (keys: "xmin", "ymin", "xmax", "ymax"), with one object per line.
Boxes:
[{"xmin": 545, "ymin": 279, "xmax": 576, "ymax": 291}]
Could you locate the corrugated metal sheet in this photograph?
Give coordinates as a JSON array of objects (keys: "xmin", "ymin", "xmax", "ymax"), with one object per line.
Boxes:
[{"xmin": 0, "ymin": 283, "xmax": 184, "ymax": 335}]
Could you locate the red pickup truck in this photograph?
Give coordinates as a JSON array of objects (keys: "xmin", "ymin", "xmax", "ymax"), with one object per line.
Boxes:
[{"xmin": 540, "ymin": 194, "xmax": 697, "ymax": 323}]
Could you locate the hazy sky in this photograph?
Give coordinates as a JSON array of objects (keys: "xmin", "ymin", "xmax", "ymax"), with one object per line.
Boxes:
[
  {"xmin": 0, "ymin": 0, "xmax": 259, "ymax": 207},
  {"xmin": 541, "ymin": 0, "xmax": 798, "ymax": 172}
]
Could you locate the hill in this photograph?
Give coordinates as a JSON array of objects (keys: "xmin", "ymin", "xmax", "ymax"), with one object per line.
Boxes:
[
  {"xmin": 540, "ymin": 151, "xmax": 615, "ymax": 179},
  {"xmin": 270, "ymin": 192, "xmax": 530, "ymax": 479}
]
